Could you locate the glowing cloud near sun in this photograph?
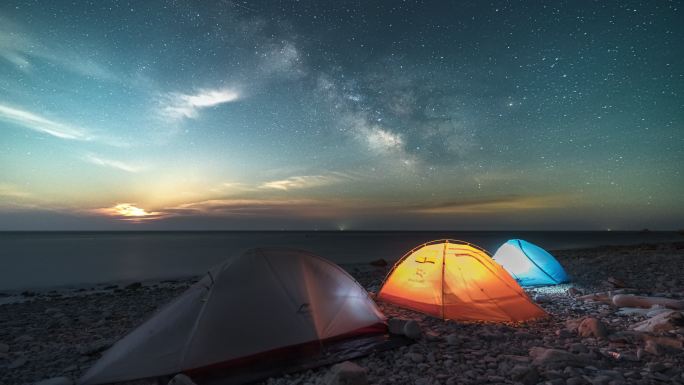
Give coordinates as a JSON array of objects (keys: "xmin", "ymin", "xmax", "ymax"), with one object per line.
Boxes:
[{"xmin": 94, "ymin": 203, "xmax": 164, "ymax": 221}]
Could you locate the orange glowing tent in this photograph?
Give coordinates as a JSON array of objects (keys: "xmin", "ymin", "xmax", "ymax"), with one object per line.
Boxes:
[{"xmin": 377, "ymin": 240, "xmax": 547, "ymax": 322}]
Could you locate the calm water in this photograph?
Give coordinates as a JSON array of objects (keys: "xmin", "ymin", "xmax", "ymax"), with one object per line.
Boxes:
[{"xmin": 0, "ymin": 231, "xmax": 681, "ymax": 290}]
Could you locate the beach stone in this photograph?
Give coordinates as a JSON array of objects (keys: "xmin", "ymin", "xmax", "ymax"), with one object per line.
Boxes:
[
  {"xmin": 34, "ymin": 377, "xmax": 73, "ymax": 385},
  {"xmin": 387, "ymin": 318, "xmax": 408, "ymax": 335},
  {"xmin": 9, "ymin": 357, "xmax": 27, "ymax": 369},
  {"xmin": 446, "ymin": 333, "xmax": 459, "ymax": 345},
  {"xmin": 125, "ymin": 282, "xmax": 142, "ymax": 290},
  {"xmin": 324, "ymin": 361, "xmax": 368, "ymax": 385},
  {"xmin": 529, "ymin": 347, "xmax": 590, "ymax": 368},
  {"xmin": 509, "ymin": 364, "xmax": 538, "ymax": 385},
  {"xmin": 406, "ymin": 352, "xmax": 424, "ymax": 363},
  {"xmin": 403, "ymin": 320, "xmax": 422, "ymax": 340},
  {"xmin": 534, "ymin": 294, "xmax": 550, "ymax": 303},
  {"xmin": 369, "ymin": 259, "xmax": 388, "ymax": 267},
  {"xmin": 566, "ymin": 376, "xmax": 584, "ymax": 385},
  {"xmin": 578, "ymin": 318, "xmax": 608, "ymax": 338},
  {"xmin": 168, "ymin": 374, "xmax": 197, "ymax": 385},
  {"xmin": 569, "ymin": 343, "xmax": 589, "ymax": 354},
  {"xmin": 78, "ymin": 339, "xmax": 113, "ymax": 356},
  {"xmin": 14, "ymin": 334, "xmax": 34, "ymax": 343},
  {"xmin": 631, "ymin": 310, "xmax": 684, "ymax": 333}
]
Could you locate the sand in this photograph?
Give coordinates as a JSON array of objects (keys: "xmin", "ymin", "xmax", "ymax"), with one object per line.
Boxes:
[{"xmin": 1, "ymin": 242, "xmax": 683, "ymax": 385}]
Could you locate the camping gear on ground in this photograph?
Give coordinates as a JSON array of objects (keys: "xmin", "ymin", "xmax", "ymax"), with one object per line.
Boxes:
[
  {"xmin": 492, "ymin": 239, "xmax": 569, "ymax": 286},
  {"xmin": 377, "ymin": 239, "xmax": 547, "ymax": 322},
  {"xmin": 79, "ymin": 248, "xmax": 387, "ymax": 385}
]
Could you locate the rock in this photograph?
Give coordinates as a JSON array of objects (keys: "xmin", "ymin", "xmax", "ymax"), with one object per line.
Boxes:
[
  {"xmin": 644, "ymin": 340, "xmax": 663, "ymax": 356},
  {"xmin": 612, "ymin": 294, "xmax": 684, "ymax": 310},
  {"xmin": 446, "ymin": 333, "xmax": 459, "ymax": 345},
  {"xmin": 369, "ymin": 259, "xmax": 388, "ymax": 267},
  {"xmin": 405, "ymin": 352, "xmax": 424, "ymax": 363},
  {"xmin": 125, "ymin": 282, "xmax": 142, "ymax": 290},
  {"xmin": 34, "ymin": 377, "xmax": 73, "ymax": 385},
  {"xmin": 9, "ymin": 357, "xmax": 27, "ymax": 369},
  {"xmin": 14, "ymin": 334, "xmax": 34, "ymax": 343},
  {"xmin": 631, "ymin": 310, "xmax": 684, "ymax": 333},
  {"xmin": 78, "ymin": 339, "xmax": 113, "ymax": 355},
  {"xmin": 646, "ymin": 305, "xmax": 670, "ymax": 317},
  {"xmin": 414, "ymin": 378, "xmax": 430, "ymax": 385},
  {"xmin": 168, "ymin": 374, "xmax": 196, "ymax": 385},
  {"xmin": 403, "ymin": 320, "xmax": 422, "ymax": 340},
  {"xmin": 529, "ymin": 347, "xmax": 590, "ymax": 369},
  {"xmin": 567, "ymin": 287, "xmax": 582, "ymax": 296},
  {"xmin": 534, "ymin": 294, "xmax": 550, "ymax": 303},
  {"xmin": 569, "ymin": 343, "xmax": 589, "ymax": 354},
  {"xmin": 324, "ymin": 361, "xmax": 368, "ymax": 385},
  {"xmin": 565, "ymin": 318, "xmax": 585, "ymax": 331},
  {"xmin": 509, "ymin": 364, "xmax": 539, "ymax": 385},
  {"xmin": 387, "ymin": 318, "xmax": 408, "ymax": 335},
  {"xmin": 566, "ymin": 376, "xmax": 584, "ymax": 385},
  {"xmin": 578, "ymin": 318, "xmax": 608, "ymax": 338},
  {"xmin": 606, "ymin": 276, "xmax": 627, "ymax": 288},
  {"xmin": 0, "ymin": 342, "xmax": 8, "ymax": 353}
]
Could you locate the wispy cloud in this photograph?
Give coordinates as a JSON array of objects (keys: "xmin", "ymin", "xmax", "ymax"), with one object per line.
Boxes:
[
  {"xmin": 83, "ymin": 154, "xmax": 142, "ymax": 173},
  {"xmin": 166, "ymin": 198, "xmax": 336, "ymax": 218},
  {"xmin": 260, "ymin": 173, "xmax": 348, "ymax": 191},
  {"xmin": 0, "ymin": 104, "xmax": 90, "ymax": 140},
  {"xmin": 0, "ymin": 184, "xmax": 31, "ymax": 199},
  {"xmin": 410, "ymin": 195, "xmax": 572, "ymax": 214},
  {"xmin": 160, "ymin": 88, "xmax": 240, "ymax": 121},
  {"xmin": 0, "ymin": 19, "xmax": 117, "ymax": 80},
  {"xmin": 93, "ymin": 203, "xmax": 164, "ymax": 221}
]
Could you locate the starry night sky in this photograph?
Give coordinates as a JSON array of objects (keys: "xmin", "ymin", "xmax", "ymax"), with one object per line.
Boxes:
[{"xmin": 0, "ymin": 1, "xmax": 682, "ymax": 230}]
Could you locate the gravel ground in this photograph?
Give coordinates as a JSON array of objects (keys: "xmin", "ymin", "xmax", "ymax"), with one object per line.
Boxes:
[{"xmin": 1, "ymin": 242, "xmax": 683, "ymax": 385}]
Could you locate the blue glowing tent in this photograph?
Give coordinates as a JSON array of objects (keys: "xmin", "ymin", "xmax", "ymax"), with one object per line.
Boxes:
[{"xmin": 492, "ymin": 239, "xmax": 569, "ymax": 286}]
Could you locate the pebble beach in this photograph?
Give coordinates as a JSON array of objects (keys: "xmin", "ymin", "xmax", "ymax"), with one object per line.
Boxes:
[{"xmin": 1, "ymin": 242, "xmax": 683, "ymax": 385}]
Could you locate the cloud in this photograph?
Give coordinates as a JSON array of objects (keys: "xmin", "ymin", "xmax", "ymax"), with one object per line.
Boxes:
[
  {"xmin": 260, "ymin": 174, "xmax": 348, "ymax": 191},
  {"xmin": 159, "ymin": 88, "xmax": 240, "ymax": 121},
  {"xmin": 93, "ymin": 203, "xmax": 164, "ymax": 221},
  {"xmin": 167, "ymin": 198, "xmax": 333, "ymax": 218},
  {"xmin": 410, "ymin": 195, "xmax": 572, "ymax": 214},
  {"xmin": 0, "ymin": 104, "xmax": 90, "ymax": 140},
  {"xmin": 0, "ymin": 184, "xmax": 31, "ymax": 199},
  {"xmin": 83, "ymin": 154, "xmax": 141, "ymax": 173},
  {"xmin": 0, "ymin": 20, "xmax": 117, "ymax": 80}
]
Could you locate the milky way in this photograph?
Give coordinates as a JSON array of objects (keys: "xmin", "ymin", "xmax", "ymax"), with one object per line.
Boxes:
[{"xmin": 0, "ymin": 1, "xmax": 682, "ymax": 230}]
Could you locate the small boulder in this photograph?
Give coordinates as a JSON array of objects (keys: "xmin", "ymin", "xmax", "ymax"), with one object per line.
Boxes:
[
  {"xmin": 125, "ymin": 282, "xmax": 142, "ymax": 290},
  {"xmin": 168, "ymin": 374, "xmax": 196, "ymax": 385},
  {"xmin": 529, "ymin": 347, "xmax": 590, "ymax": 369},
  {"xmin": 324, "ymin": 361, "xmax": 368, "ymax": 385},
  {"xmin": 578, "ymin": 318, "xmax": 608, "ymax": 338},
  {"xmin": 34, "ymin": 377, "xmax": 73, "ymax": 385},
  {"xmin": 534, "ymin": 294, "xmax": 550, "ymax": 303},
  {"xmin": 403, "ymin": 320, "xmax": 422, "ymax": 340},
  {"xmin": 509, "ymin": 364, "xmax": 539, "ymax": 385},
  {"xmin": 631, "ymin": 310, "xmax": 684, "ymax": 333},
  {"xmin": 369, "ymin": 259, "xmax": 388, "ymax": 267},
  {"xmin": 9, "ymin": 357, "xmax": 27, "ymax": 369},
  {"xmin": 446, "ymin": 333, "xmax": 459, "ymax": 345}
]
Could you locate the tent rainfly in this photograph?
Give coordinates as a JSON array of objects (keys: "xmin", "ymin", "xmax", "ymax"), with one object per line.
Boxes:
[
  {"xmin": 79, "ymin": 248, "xmax": 386, "ymax": 385},
  {"xmin": 377, "ymin": 240, "xmax": 547, "ymax": 322},
  {"xmin": 492, "ymin": 239, "xmax": 569, "ymax": 287}
]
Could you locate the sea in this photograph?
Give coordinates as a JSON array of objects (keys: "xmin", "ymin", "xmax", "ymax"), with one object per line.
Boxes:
[{"xmin": 0, "ymin": 231, "xmax": 681, "ymax": 291}]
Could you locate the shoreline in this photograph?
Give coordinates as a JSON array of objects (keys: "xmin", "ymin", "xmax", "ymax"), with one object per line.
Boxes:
[{"xmin": 1, "ymin": 241, "xmax": 683, "ymax": 384}]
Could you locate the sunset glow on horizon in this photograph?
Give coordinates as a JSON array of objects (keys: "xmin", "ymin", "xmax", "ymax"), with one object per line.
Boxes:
[{"xmin": 0, "ymin": 1, "xmax": 682, "ymax": 231}]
